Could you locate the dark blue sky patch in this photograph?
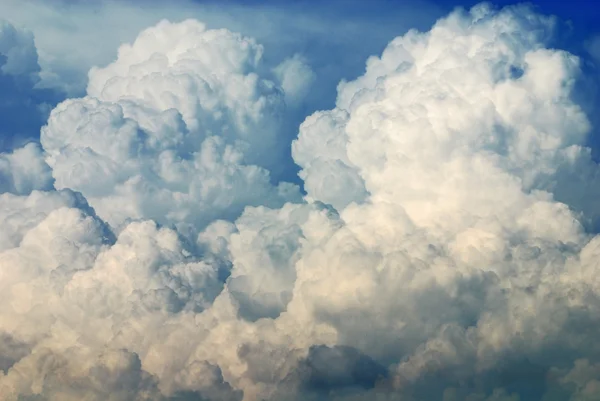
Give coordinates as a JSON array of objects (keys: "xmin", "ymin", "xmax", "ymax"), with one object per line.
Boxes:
[{"xmin": 0, "ymin": 56, "xmax": 64, "ymax": 152}]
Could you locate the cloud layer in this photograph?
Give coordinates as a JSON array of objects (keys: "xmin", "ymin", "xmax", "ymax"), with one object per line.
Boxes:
[{"xmin": 2, "ymin": 3, "xmax": 600, "ymax": 401}]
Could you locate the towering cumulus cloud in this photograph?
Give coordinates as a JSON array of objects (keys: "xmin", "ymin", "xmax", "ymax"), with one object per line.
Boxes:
[
  {"xmin": 41, "ymin": 19, "xmax": 301, "ymax": 237},
  {"xmin": 3, "ymin": 3, "xmax": 600, "ymax": 401}
]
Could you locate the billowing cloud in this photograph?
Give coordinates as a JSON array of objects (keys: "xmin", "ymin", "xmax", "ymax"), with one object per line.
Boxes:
[
  {"xmin": 0, "ymin": 143, "xmax": 53, "ymax": 196},
  {"xmin": 273, "ymin": 54, "xmax": 316, "ymax": 108},
  {"xmin": 41, "ymin": 19, "xmax": 302, "ymax": 236},
  {"xmin": 3, "ymin": 3, "xmax": 600, "ymax": 401}
]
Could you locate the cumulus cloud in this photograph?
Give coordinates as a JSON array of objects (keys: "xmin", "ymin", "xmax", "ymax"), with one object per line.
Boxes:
[
  {"xmin": 41, "ymin": 19, "xmax": 302, "ymax": 236},
  {"xmin": 0, "ymin": 143, "xmax": 53, "ymax": 195},
  {"xmin": 3, "ymin": 3, "xmax": 600, "ymax": 401},
  {"xmin": 273, "ymin": 54, "xmax": 316, "ymax": 108}
]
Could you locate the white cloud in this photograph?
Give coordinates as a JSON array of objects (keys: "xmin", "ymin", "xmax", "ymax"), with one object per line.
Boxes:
[
  {"xmin": 3, "ymin": 3, "xmax": 600, "ymax": 401},
  {"xmin": 0, "ymin": 189, "xmax": 98, "ymax": 252},
  {"xmin": 0, "ymin": 143, "xmax": 53, "ymax": 195},
  {"xmin": 273, "ymin": 54, "xmax": 316, "ymax": 107},
  {"xmin": 40, "ymin": 19, "xmax": 302, "ymax": 236}
]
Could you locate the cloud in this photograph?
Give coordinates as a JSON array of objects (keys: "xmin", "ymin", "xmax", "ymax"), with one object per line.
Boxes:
[
  {"xmin": 0, "ymin": 20, "xmax": 39, "ymax": 80},
  {"xmin": 273, "ymin": 54, "xmax": 316, "ymax": 108},
  {"xmin": 3, "ymin": 2, "xmax": 600, "ymax": 401},
  {"xmin": 0, "ymin": 143, "xmax": 53, "ymax": 195},
  {"xmin": 40, "ymin": 19, "xmax": 302, "ymax": 236}
]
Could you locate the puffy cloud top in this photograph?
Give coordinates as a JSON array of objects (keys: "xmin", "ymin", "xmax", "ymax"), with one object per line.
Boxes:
[
  {"xmin": 41, "ymin": 19, "xmax": 301, "ymax": 235},
  {"xmin": 0, "ymin": 143, "xmax": 53, "ymax": 195},
  {"xmin": 86, "ymin": 19, "xmax": 283, "ymax": 162},
  {"xmin": 294, "ymin": 4, "xmax": 592, "ymax": 217}
]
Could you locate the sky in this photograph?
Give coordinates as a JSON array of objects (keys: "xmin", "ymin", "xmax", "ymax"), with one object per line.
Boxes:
[{"xmin": 1, "ymin": 0, "xmax": 600, "ymax": 400}]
